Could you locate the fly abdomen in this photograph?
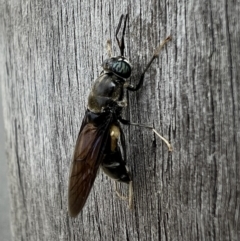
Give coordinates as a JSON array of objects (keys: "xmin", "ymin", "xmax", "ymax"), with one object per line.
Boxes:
[
  {"xmin": 101, "ymin": 149, "xmax": 131, "ymax": 184},
  {"xmin": 101, "ymin": 124, "xmax": 131, "ymax": 183}
]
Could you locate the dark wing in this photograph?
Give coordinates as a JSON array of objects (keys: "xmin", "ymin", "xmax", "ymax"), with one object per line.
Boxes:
[{"xmin": 68, "ymin": 112, "xmax": 112, "ymax": 217}]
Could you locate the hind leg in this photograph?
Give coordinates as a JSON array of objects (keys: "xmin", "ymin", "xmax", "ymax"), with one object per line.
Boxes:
[{"xmin": 114, "ymin": 180, "xmax": 133, "ymax": 209}]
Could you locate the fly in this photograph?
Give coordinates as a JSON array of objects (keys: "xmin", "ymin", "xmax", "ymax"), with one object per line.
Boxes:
[{"xmin": 68, "ymin": 14, "xmax": 172, "ymax": 217}]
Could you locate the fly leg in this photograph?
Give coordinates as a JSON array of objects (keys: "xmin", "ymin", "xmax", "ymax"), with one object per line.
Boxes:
[
  {"xmin": 114, "ymin": 181, "xmax": 133, "ymax": 209},
  {"xmin": 130, "ymin": 123, "xmax": 173, "ymax": 151},
  {"xmin": 106, "ymin": 40, "xmax": 112, "ymax": 57},
  {"xmin": 127, "ymin": 36, "xmax": 172, "ymax": 92},
  {"xmin": 119, "ymin": 117, "xmax": 173, "ymax": 151},
  {"xmin": 114, "ymin": 181, "xmax": 128, "ymax": 200}
]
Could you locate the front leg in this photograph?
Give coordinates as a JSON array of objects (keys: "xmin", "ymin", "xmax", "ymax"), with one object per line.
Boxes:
[
  {"xmin": 127, "ymin": 36, "xmax": 171, "ymax": 92},
  {"xmin": 106, "ymin": 39, "xmax": 112, "ymax": 57}
]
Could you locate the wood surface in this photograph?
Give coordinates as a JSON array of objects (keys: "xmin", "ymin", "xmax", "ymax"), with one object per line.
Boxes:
[{"xmin": 1, "ymin": 0, "xmax": 239, "ymax": 240}]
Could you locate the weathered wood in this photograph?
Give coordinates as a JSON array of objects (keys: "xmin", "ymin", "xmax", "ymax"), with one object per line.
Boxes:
[{"xmin": 1, "ymin": 0, "xmax": 239, "ymax": 240}]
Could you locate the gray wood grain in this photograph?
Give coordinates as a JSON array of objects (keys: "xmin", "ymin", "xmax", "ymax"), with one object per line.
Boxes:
[{"xmin": 1, "ymin": 0, "xmax": 239, "ymax": 240}]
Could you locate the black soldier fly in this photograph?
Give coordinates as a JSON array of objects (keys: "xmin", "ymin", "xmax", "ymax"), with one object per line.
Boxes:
[{"xmin": 68, "ymin": 14, "xmax": 172, "ymax": 217}]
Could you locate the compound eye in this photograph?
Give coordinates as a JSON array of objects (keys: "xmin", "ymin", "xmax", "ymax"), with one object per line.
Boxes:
[
  {"xmin": 112, "ymin": 60, "xmax": 131, "ymax": 79},
  {"xmin": 102, "ymin": 57, "xmax": 132, "ymax": 79}
]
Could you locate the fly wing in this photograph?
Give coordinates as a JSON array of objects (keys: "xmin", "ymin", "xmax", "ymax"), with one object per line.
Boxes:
[{"xmin": 68, "ymin": 113, "xmax": 112, "ymax": 217}]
